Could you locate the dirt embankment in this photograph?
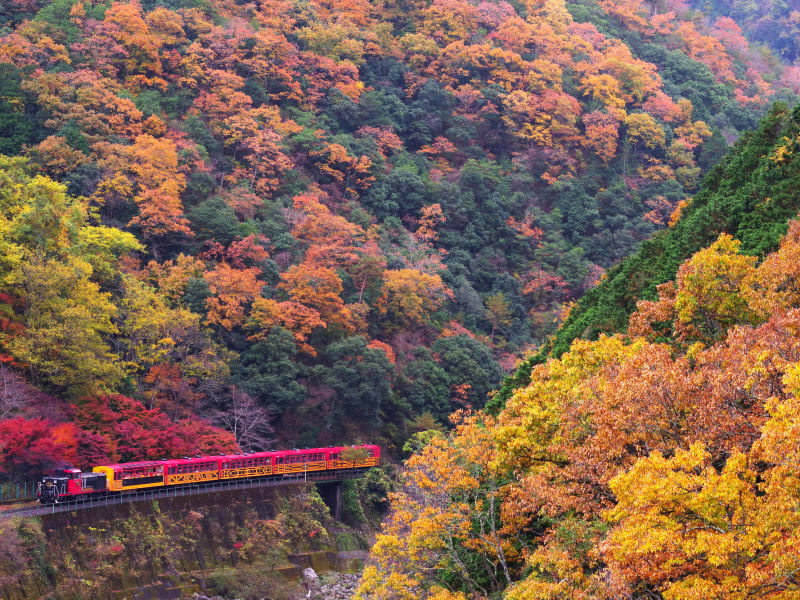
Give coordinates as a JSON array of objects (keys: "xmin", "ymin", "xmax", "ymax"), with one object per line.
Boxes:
[{"xmin": 0, "ymin": 484, "xmax": 372, "ymax": 600}]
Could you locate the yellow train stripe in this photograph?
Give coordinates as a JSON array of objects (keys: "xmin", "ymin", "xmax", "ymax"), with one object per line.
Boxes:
[
  {"xmin": 167, "ymin": 471, "xmax": 218, "ymax": 485},
  {"xmin": 220, "ymin": 466, "xmax": 273, "ymax": 479}
]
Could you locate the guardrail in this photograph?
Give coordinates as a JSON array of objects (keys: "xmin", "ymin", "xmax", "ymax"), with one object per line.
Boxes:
[
  {"xmin": 0, "ymin": 481, "xmax": 37, "ymax": 503},
  {"xmin": 0, "ymin": 468, "xmax": 367, "ymax": 520}
]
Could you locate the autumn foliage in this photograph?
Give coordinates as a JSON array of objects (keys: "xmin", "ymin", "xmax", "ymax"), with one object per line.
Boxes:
[
  {"xmin": 0, "ymin": 0, "xmax": 796, "ymax": 485},
  {"xmin": 359, "ymin": 218, "xmax": 800, "ymax": 599}
]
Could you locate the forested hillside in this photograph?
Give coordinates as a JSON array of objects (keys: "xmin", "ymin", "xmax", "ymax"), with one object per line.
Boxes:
[
  {"xmin": 358, "ymin": 125, "xmax": 800, "ymax": 598},
  {"xmin": 495, "ymin": 101, "xmax": 800, "ymax": 406},
  {"xmin": 688, "ymin": 0, "xmax": 800, "ymax": 65},
  {"xmin": 0, "ymin": 0, "xmax": 798, "ymax": 476}
]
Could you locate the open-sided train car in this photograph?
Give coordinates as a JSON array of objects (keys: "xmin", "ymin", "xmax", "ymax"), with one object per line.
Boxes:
[{"xmin": 38, "ymin": 445, "xmax": 380, "ymax": 503}]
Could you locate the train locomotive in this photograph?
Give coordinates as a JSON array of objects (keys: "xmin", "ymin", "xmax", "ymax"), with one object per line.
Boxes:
[{"xmin": 37, "ymin": 445, "xmax": 380, "ymax": 504}]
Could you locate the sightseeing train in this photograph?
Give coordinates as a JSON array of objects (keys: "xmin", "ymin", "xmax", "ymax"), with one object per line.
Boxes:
[{"xmin": 37, "ymin": 445, "xmax": 380, "ymax": 503}]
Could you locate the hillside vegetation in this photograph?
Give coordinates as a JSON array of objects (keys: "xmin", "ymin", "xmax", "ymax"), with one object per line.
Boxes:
[
  {"xmin": 0, "ymin": 0, "xmax": 799, "ymax": 476},
  {"xmin": 689, "ymin": 0, "xmax": 800, "ymax": 65},
  {"xmin": 495, "ymin": 101, "xmax": 800, "ymax": 406},
  {"xmin": 358, "ymin": 107, "xmax": 800, "ymax": 596}
]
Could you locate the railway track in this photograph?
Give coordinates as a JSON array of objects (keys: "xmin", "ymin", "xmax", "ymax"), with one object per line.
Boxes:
[{"xmin": 0, "ymin": 468, "xmax": 368, "ymax": 520}]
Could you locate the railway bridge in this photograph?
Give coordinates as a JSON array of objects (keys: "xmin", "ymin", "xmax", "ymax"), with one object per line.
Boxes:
[{"xmin": 0, "ymin": 467, "xmax": 367, "ymax": 522}]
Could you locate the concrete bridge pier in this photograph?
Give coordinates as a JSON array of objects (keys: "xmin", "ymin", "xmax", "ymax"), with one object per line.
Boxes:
[{"xmin": 316, "ymin": 481, "xmax": 342, "ymax": 520}]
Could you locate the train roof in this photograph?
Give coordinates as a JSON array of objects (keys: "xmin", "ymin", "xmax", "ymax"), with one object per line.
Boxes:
[
  {"xmin": 98, "ymin": 460, "xmax": 168, "ymax": 470},
  {"xmin": 96, "ymin": 445, "xmax": 379, "ymax": 470}
]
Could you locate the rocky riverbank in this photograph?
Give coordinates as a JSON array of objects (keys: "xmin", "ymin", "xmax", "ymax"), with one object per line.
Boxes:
[
  {"xmin": 191, "ymin": 571, "xmax": 361, "ymax": 600},
  {"xmin": 314, "ymin": 573, "xmax": 361, "ymax": 600}
]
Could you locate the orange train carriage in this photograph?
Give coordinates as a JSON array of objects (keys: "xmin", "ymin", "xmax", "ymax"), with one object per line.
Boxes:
[{"xmin": 38, "ymin": 445, "xmax": 380, "ymax": 503}]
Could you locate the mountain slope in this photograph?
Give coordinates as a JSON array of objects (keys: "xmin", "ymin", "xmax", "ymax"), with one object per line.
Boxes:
[
  {"xmin": 493, "ymin": 101, "xmax": 800, "ymax": 408},
  {"xmin": 359, "ymin": 119, "xmax": 800, "ymax": 596},
  {"xmin": 0, "ymin": 0, "xmax": 798, "ymax": 475}
]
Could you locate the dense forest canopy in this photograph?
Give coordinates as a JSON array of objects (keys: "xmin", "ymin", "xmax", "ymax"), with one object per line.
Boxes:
[
  {"xmin": 357, "ymin": 106, "xmax": 800, "ymax": 597},
  {"xmin": 688, "ymin": 0, "xmax": 800, "ymax": 63},
  {"xmin": 0, "ymin": 0, "xmax": 799, "ymax": 477},
  {"xmin": 495, "ymin": 101, "xmax": 800, "ymax": 407}
]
